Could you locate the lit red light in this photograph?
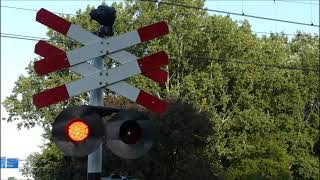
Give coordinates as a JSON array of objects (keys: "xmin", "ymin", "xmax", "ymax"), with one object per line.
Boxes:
[{"xmin": 66, "ymin": 119, "xmax": 89, "ymax": 143}]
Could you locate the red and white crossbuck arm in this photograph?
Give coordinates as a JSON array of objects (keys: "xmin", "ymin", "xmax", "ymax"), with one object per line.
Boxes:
[
  {"xmin": 34, "ymin": 8, "xmax": 169, "ymax": 75},
  {"xmin": 33, "ymin": 8, "xmax": 169, "ymax": 113},
  {"xmin": 35, "ymin": 41, "xmax": 168, "ymax": 85},
  {"xmin": 33, "ymin": 52, "xmax": 169, "ymax": 113},
  {"xmin": 35, "ymin": 8, "xmax": 168, "ymax": 84}
]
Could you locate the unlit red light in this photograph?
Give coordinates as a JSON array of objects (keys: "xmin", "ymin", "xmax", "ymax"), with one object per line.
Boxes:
[
  {"xmin": 119, "ymin": 120, "xmax": 141, "ymax": 144},
  {"xmin": 66, "ymin": 120, "xmax": 89, "ymax": 142}
]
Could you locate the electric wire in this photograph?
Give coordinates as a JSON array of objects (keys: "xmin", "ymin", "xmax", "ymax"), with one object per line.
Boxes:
[
  {"xmin": 1, "ymin": 34, "xmax": 318, "ymax": 73},
  {"xmin": 1, "ymin": 33, "xmax": 49, "ymax": 40},
  {"xmin": 0, "ymin": 34, "xmax": 64, "ymax": 43},
  {"xmin": 0, "ymin": 5, "xmax": 38, "ymax": 12},
  {"xmin": 0, "ymin": 5, "xmax": 74, "ymax": 16},
  {"xmin": 2, "ymin": 29, "xmax": 318, "ymax": 46},
  {"xmin": 141, "ymin": 0, "xmax": 319, "ymax": 27},
  {"xmin": 1, "ymin": 35, "xmax": 45, "ymax": 42},
  {"xmin": 2, "ymin": 3, "xmax": 319, "ymax": 27},
  {"xmin": 183, "ymin": 56, "xmax": 319, "ymax": 73},
  {"xmin": 276, "ymin": 0, "xmax": 319, "ymax": 5},
  {"xmin": 310, "ymin": 0, "xmax": 314, "ymax": 25},
  {"xmin": 253, "ymin": 31, "xmax": 318, "ymax": 37}
]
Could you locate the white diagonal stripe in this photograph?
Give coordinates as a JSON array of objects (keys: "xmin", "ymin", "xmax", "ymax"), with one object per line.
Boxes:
[
  {"xmin": 107, "ymin": 81, "xmax": 139, "ymax": 101},
  {"xmin": 65, "ymin": 60, "xmax": 141, "ymax": 98},
  {"xmin": 67, "ymin": 24, "xmax": 101, "ymax": 45},
  {"xmin": 107, "ymin": 51, "xmax": 138, "ymax": 64}
]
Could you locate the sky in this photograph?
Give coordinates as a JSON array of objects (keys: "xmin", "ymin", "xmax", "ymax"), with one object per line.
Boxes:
[{"xmin": 1, "ymin": 0, "xmax": 319, "ymax": 179}]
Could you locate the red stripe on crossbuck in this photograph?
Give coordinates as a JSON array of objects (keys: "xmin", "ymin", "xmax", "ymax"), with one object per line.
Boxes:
[
  {"xmin": 137, "ymin": 21, "xmax": 169, "ymax": 42},
  {"xmin": 34, "ymin": 53, "xmax": 70, "ymax": 75},
  {"xmin": 138, "ymin": 51, "xmax": 168, "ymax": 73},
  {"xmin": 35, "ymin": 40, "xmax": 64, "ymax": 57},
  {"xmin": 36, "ymin": 8, "xmax": 71, "ymax": 35},
  {"xmin": 136, "ymin": 91, "xmax": 168, "ymax": 113},
  {"xmin": 142, "ymin": 69, "xmax": 168, "ymax": 86},
  {"xmin": 33, "ymin": 85, "xmax": 70, "ymax": 109}
]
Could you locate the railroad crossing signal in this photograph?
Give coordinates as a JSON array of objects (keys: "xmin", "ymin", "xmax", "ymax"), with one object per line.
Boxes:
[
  {"xmin": 32, "ymin": 8, "xmax": 168, "ymax": 159},
  {"xmin": 32, "ymin": 8, "xmax": 169, "ymax": 113},
  {"xmin": 52, "ymin": 105, "xmax": 117, "ymax": 156},
  {"xmin": 52, "ymin": 105, "xmax": 156, "ymax": 158}
]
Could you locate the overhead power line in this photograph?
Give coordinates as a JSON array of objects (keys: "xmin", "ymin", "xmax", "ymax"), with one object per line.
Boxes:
[
  {"xmin": 0, "ymin": 31, "xmax": 304, "ymax": 41},
  {"xmin": 1, "ymin": 35, "xmax": 44, "ymax": 42},
  {"xmin": 2, "ymin": 3, "xmax": 319, "ymax": 27},
  {"xmin": 1, "ymin": 33, "xmax": 49, "ymax": 40},
  {"xmin": 184, "ymin": 56, "xmax": 319, "ymax": 73},
  {"xmin": 142, "ymin": 0, "xmax": 319, "ymax": 27},
  {"xmin": 253, "ymin": 31, "xmax": 318, "ymax": 37},
  {"xmin": 0, "ymin": 5, "xmax": 38, "ymax": 12},
  {"xmin": 0, "ymin": 33, "xmax": 62, "ymax": 43},
  {"xmin": 276, "ymin": 0, "xmax": 320, "ymax": 5},
  {"xmin": 2, "ymin": 29, "xmax": 318, "ymax": 46},
  {"xmin": 0, "ymin": 5, "xmax": 74, "ymax": 16},
  {"xmin": 1, "ymin": 34, "xmax": 318, "ymax": 73}
]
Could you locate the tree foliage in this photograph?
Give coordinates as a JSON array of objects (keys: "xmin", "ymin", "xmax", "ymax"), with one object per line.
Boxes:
[{"xmin": 2, "ymin": 0, "xmax": 319, "ymax": 179}]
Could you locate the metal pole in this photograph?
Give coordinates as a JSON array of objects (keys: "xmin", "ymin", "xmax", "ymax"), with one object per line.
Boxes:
[
  {"xmin": 88, "ymin": 5, "xmax": 116, "ymax": 180},
  {"xmin": 87, "ymin": 56, "xmax": 104, "ymax": 180}
]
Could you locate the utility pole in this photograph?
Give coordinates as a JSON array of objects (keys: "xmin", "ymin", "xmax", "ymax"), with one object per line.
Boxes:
[{"xmin": 88, "ymin": 5, "xmax": 116, "ymax": 180}]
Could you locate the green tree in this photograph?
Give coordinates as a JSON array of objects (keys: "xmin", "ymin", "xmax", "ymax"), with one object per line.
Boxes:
[{"xmin": 7, "ymin": 177, "xmax": 17, "ymax": 180}]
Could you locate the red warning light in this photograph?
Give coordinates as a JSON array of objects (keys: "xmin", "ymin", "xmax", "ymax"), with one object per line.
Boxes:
[{"xmin": 65, "ymin": 119, "xmax": 90, "ymax": 143}]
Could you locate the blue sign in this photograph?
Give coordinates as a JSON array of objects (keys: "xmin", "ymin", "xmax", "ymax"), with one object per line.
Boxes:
[
  {"xmin": 6, "ymin": 158, "xmax": 19, "ymax": 168},
  {"xmin": 0, "ymin": 157, "xmax": 6, "ymax": 168}
]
